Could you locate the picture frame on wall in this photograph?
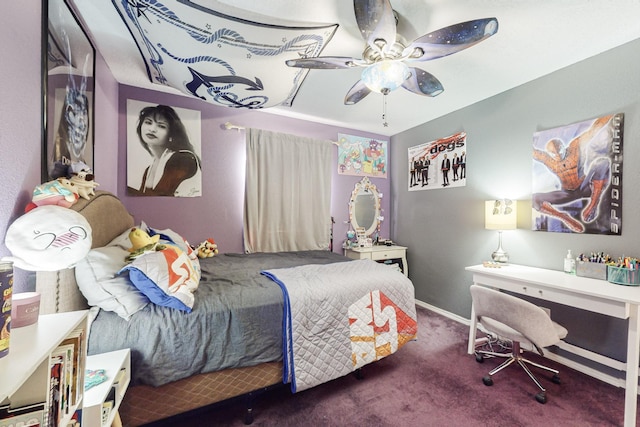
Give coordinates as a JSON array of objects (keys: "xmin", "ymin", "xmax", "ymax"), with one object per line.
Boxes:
[
  {"xmin": 532, "ymin": 113, "xmax": 624, "ymax": 235},
  {"xmin": 408, "ymin": 132, "xmax": 467, "ymax": 191},
  {"xmin": 337, "ymin": 133, "xmax": 387, "ymax": 178},
  {"xmin": 43, "ymin": 0, "xmax": 96, "ymax": 181},
  {"xmin": 126, "ymin": 100, "xmax": 202, "ymax": 198}
]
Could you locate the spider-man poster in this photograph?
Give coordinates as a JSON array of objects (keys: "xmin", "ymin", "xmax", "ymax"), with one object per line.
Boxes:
[{"xmin": 532, "ymin": 113, "xmax": 624, "ymax": 234}]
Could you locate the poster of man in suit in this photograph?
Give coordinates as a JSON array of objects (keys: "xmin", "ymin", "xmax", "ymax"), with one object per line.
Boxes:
[
  {"xmin": 408, "ymin": 132, "xmax": 467, "ymax": 191},
  {"xmin": 532, "ymin": 113, "xmax": 624, "ymax": 234}
]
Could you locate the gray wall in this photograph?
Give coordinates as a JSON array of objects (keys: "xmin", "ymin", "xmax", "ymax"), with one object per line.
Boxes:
[{"xmin": 390, "ymin": 39, "xmax": 640, "ymax": 362}]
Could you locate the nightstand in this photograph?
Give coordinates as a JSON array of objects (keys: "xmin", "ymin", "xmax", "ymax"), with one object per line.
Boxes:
[
  {"xmin": 83, "ymin": 349, "xmax": 131, "ymax": 427},
  {"xmin": 344, "ymin": 245, "xmax": 408, "ymax": 277}
]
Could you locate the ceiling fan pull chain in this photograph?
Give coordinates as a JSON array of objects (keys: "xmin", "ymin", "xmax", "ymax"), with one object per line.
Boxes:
[{"xmin": 382, "ymin": 93, "xmax": 389, "ymax": 127}]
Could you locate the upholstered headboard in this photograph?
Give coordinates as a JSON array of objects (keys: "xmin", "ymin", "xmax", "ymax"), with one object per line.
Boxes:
[{"xmin": 36, "ymin": 191, "xmax": 135, "ymax": 314}]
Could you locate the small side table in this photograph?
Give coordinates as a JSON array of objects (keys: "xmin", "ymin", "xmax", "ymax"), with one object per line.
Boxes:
[
  {"xmin": 83, "ymin": 349, "xmax": 131, "ymax": 427},
  {"xmin": 344, "ymin": 245, "xmax": 408, "ymax": 277}
]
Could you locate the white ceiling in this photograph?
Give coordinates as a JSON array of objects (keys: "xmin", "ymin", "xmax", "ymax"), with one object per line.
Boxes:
[{"xmin": 71, "ymin": 0, "xmax": 640, "ymax": 137}]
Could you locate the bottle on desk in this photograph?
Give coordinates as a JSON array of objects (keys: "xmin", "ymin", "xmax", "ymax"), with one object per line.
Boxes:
[{"xmin": 564, "ymin": 250, "xmax": 576, "ymax": 274}]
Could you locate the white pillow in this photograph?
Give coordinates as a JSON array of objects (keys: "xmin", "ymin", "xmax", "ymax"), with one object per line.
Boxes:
[
  {"xmin": 75, "ymin": 227, "xmax": 149, "ymax": 320},
  {"xmin": 4, "ymin": 205, "xmax": 92, "ymax": 271}
]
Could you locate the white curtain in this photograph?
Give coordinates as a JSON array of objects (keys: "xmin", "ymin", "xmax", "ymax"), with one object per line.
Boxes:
[{"xmin": 243, "ymin": 128, "xmax": 332, "ymax": 253}]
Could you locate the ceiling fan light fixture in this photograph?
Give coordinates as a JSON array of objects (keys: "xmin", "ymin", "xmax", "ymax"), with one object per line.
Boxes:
[{"xmin": 361, "ymin": 60, "xmax": 409, "ymax": 94}]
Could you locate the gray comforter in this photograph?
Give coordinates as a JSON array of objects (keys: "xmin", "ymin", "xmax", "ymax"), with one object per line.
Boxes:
[
  {"xmin": 263, "ymin": 259, "xmax": 417, "ymax": 392},
  {"xmin": 87, "ymin": 250, "xmax": 349, "ymax": 386}
]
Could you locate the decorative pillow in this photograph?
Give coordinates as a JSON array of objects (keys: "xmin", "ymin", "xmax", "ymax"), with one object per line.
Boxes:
[
  {"xmin": 119, "ymin": 228, "xmax": 201, "ymax": 312},
  {"xmin": 4, "ymin": 205, "xmax": 92, "ymax": 271},
  {"xmin": 75, "ymin": 226, "xmax": 149, "ymax": 320}
]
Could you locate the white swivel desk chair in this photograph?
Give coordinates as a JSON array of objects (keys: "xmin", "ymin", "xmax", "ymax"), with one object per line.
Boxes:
[{"xmin": 470, "ymin": 284, "xmax": 568, "ymax": 403}]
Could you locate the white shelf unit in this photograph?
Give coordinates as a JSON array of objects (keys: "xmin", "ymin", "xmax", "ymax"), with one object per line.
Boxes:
[
  {"xmin": 83, "ymin": 349, "xmax": 131, "ymax": 427},
  {"xmin": 0, "ymin": 310, "xmax": 88, "ymax": 427}
]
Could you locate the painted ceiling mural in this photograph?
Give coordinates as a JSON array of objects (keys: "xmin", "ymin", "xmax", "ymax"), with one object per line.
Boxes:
[{"xmin": 112, "ymin": 0, "xmax": 338, "ymax": 108}]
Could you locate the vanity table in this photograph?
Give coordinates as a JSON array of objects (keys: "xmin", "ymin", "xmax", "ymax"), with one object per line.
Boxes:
[
  {"xmin": 344, "ymin": 245, "xmax": 408, "ymax": 277},
  {"xmin": 344, "ymin": 177, "xmax": 408, "ymax": 276}
]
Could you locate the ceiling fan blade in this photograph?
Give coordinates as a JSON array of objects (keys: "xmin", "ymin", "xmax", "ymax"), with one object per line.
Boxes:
[
  {"xmin": 285, "ymin": 56, "xmax": 362, "ymax": 69},
  {"xmin": 404, "ymin": 18, "xmax": 498, "ymax": 62},
  {"xmin": 344, "ymin": 79, "xmax": 372, "ymax": 105},
  {"xmin": 354, "ymin": 0, "xmax": 397, "ymax": 53},
  {"xmin": 402, "ymin": 67, "xmax": 444, "ymax": 97}
]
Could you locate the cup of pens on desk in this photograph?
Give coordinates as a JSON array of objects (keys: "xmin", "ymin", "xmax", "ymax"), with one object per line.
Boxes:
[{"xmin": 607, "ymin": 257, "xmax": 640, "ymax": 286}]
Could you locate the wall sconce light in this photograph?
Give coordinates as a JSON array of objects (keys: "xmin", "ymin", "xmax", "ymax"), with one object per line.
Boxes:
[{"xmin": 485, "ymin": 199, "xmax": 517, "ymax": 263}]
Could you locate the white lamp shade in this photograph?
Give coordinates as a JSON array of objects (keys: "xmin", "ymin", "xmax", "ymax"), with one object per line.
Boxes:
[{"xmin": 485, "ymin": 200, "xmax": 517, "ymax": 230}]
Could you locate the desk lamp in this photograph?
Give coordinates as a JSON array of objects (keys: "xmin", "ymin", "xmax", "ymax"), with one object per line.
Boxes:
[{"xmin": 485, "ymin": 199, "xmax": 517, "ymax": 263}]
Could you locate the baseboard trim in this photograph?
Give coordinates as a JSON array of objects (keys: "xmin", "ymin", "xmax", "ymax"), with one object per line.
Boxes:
[
  {"xmin": 415, "ymin": 299, "xmax": 629, "ymax": 391},
  {"xmin": 415, "ymin": 299, "xmax": 470, "ymax": 326}
]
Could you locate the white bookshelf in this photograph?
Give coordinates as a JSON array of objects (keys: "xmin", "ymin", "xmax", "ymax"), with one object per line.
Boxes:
[
  {"xmin": 83, "ymin": 349, "xmax": 131, "ymax": 427},
  {"xmin": 0, "ymin": 310, "xmax": 88, "ymax": 427}
]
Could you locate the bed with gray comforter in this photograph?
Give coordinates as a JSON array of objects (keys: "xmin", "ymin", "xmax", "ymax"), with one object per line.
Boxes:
[{"xmin": 87, "ymin": 250, "xmax": 349, "ymax": 387}]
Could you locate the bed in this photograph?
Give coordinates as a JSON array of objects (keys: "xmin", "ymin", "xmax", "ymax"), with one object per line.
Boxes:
[{"xmin": 35, "ymin": 191, "xmax": 417, "ymax": 425}]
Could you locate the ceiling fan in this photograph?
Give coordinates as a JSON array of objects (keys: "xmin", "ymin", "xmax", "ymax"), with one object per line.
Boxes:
[{"xmin": 286, "ymin": 0, "xmax": 498, "ymax": 105}]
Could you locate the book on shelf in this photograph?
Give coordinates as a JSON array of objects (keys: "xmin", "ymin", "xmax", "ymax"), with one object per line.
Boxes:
[
  {"xmin": 59, "ymin": 325, "xmax": 86, "ymax": 408},
  {"xmin": 0, "ymin": 406, "xmax": 44, "ymax": 427},
  {"xmin": 43, "ymin": 324, "xmax": 86, "ymax": 427},
  {"xmin": 66, "ymin": 409, "xmax": 81, "ymax": 427},
  {"xmin": 45, "ymin": 352, "xmax": 64, "ymax": 427},
  {"xmin": 113, "ymin": 368, "xmax": 127, "ymax": 387},
  {"xmin": 100, "ymin": 386, "xmax": 116, "ymax": 426}
]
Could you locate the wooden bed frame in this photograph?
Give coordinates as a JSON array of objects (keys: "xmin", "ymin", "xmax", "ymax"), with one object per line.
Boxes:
[{"xmin": 35, "ymin": 191, "xmax": 282, "ymax": 425}]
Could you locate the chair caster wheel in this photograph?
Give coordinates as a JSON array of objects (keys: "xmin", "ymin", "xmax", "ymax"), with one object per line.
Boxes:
[
  {"xmin": 535, "ymin": 392, "xmax": 547, "ymax": 404},
  {"xmin": 244, "ymin": 408, "xmax": 254, "ymax": 425},
  {"xmin": 552, "ymin": 374, "xmax": 561, "ymax": 384},
  {"xmin": 475, "ymin": 353, "xmax": 484, "ymax": 363},
  {"xmin": 482, "ymin": 376, "xmax": 493, "ymax": 386}
]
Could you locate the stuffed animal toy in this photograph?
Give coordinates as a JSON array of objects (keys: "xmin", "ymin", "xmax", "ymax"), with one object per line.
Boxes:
[
  {"xmin": 70, "ymin": 170, "xmax": 99, "ymax": 200},
  {"xmin": 126, "ymin": 227, "xmax": 164, "ymax": 262},
  {"xmin": 25, "ymin": 178, "xmax": 80, "ymax": 212},
  {"xmin": 195, "ymin": 238, "xmax": 218, "ymax": 258}
]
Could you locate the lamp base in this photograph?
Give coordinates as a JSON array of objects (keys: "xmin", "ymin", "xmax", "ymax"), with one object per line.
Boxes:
[
  {"xmin": 491, "ymin": 249, "xmax": 509, "ymax": 264},
  {"xmin": 491, "ymin": 230, "xmax": 509, "ymax": 263}
]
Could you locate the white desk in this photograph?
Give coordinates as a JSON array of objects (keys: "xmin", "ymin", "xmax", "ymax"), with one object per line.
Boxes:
[{"xmin": 466, "ymin": 264, "xmax": 640, "ymax": 427}]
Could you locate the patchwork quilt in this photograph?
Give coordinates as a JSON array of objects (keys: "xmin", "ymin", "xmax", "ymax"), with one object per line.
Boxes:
[{"xmin": 263, "ymin": 259, "xmax": 418, "ymax": 392}]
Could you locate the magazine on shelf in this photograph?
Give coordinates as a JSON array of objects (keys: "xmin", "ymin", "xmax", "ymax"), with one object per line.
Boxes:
[
  {"xmin": 0, "ymin": 407, "xmax": 44, "ymax": 427},
  {"xmin": 59, "ymin": 325, "xmax": 86, "ymax": 408},
  {"xmin": 45, "ymin": 353, "xmax": 65, "ymax": 427}
]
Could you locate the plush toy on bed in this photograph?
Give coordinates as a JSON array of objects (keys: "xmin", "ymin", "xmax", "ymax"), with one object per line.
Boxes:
[
  {"xmin": 69, "ymin": 170, "xmax": 100, "ymax": 200},
  {"xmin": 25, "ymin": 178, "xmax": 80, "ymax": 212},
  {"xmin": 126, "ymin": 227, "xmax": 166, "ymax": 262},
  {"xmin": 195, "ymin": 238, "xmax": 218, "ymax": 258}
]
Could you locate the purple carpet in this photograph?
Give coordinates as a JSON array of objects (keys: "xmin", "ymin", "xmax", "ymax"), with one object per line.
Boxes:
[{"xmin": 160, "ymin": 306, "xmax": 630, "ymax": 426}]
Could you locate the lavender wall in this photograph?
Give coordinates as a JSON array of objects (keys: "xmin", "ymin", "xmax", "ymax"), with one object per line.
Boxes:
[
  {"xmin": 1, "ymin": 2, "xmax": 47, "ymax": 291},
  {"xmin": 0, "ymin": 3, "xmax": 388, "ymax": 291},
  {"xmin": 1, "ymin": 2, "xmax": 43, "ymax": 248},
  {"xmin": 116, "ymin": 86, "xmax": 391, "ymax": 253}
]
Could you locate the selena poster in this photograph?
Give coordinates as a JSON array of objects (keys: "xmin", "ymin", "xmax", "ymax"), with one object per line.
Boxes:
[
  {"xmin": 532, "ymin": 113, "xmax": 623, "ymax": 234},
  {"xmin": 407, "ymin": 132, "xmax": 467, "ymax": 191},
  {"xmin": 337, "ymin": 134, "xmax": 387, "ymax": 178},
  {"xmin": 126, "ymin": 100, "xmax": 202, "ymax": 197}
]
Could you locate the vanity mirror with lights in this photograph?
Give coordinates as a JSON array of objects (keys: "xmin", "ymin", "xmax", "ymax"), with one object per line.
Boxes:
[
  {"xmin": 348, "ymin": 176, "xmax": 382, "ymax": 243},
  {"xmin": 344, "ymin": 177, "xmax": 408, "ymax": 277}
]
